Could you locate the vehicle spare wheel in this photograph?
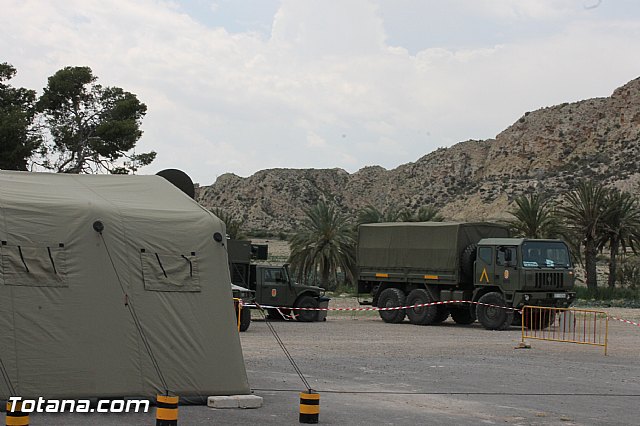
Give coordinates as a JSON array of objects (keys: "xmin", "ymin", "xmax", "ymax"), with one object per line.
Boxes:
[{"xmin": 459, "ymin": 244, "xmax": 478, "ymax": 283}]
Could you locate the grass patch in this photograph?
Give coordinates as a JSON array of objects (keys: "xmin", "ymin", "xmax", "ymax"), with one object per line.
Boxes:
[{"xmin": 573, "ymin": 286, "xmax": 640, "ymax": 308}]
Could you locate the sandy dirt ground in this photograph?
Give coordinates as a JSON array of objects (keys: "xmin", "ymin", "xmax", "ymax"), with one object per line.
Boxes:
[
  {"xmin": 233, "ymin": 300, "xmax": 640, "ymax": 425},
  {"xmin": 29, "ymin": 300, "xmax": 640, "ymax": 425}
]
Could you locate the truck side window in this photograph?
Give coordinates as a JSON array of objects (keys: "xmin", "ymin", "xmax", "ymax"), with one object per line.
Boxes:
[
  {"xmin": 478, "ymin": 247, "xmax": 492, "ymax": 265},
  {"xmin": 496, "ymin": 247, "xmax": 517, "ymax": 266},
  {"xmin": 264, "ymin": 269, "xmax": 282, "ymax": 283}
]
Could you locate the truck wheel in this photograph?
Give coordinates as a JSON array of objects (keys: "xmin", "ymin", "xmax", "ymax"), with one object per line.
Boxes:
[
  {"xmin": 459, "ymin": 244, "xmax": 478, "ymax": 283},
  {"xmin": 267, "ymin": 308, "xmax": 290, "ymax": 320},
  {"xmin": 406, "ymin": 289, "xmax": 438, "ymax": 325},
  {"xmin": 239, "ymin": 306, "xmax": 251, "ymax": 332},
  {"xmin": 295, "ymin": 295, "xmax": 319, "ymax": 322},
  {"xmin": 377, "ymin": 288, "xmax": 406, "ymax": 323},
  {"xmin": 512, "ymin": 311, "xmax": 522, "ymax": 327},
  {"xmin": 432, "ymin": 306, "xmax": 449, "ymax": 324},
  {"xmin": 450, "ymin": 306, "xmax": 475, "ymax": 325},
  {"xmin": 477, "ymin": 292, "xmax": 514, "ymax": 330},
  {"xmin": 524, "ymin": 309, "xmax": 556, "ymax": 330}
]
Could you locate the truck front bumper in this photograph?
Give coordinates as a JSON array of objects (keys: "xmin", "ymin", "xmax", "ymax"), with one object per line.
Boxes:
[{"xmin": 513, "ymin": 291, "xmax": 576, "ymax": 309}]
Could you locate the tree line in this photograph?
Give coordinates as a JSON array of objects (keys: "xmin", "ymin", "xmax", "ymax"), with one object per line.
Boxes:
[
  {"xmin": 1, "ymin": 62, "xmax": 154, "ymax": 174},
  {"xmin": 279, "ymin": 181, "xmax": 640, "ymax": 292},
  {"xmin": 508, "ymin": 182, "xmax": 640, "ymax": 290}
]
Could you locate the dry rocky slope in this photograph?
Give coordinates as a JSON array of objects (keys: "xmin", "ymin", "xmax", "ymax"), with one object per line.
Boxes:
[{"xmin": 198, "ymin": 77, "xmax": 640, "ymax": 232}]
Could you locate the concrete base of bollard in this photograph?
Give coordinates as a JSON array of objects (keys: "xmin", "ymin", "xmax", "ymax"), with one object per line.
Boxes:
[{"xmin": 207, "ymin": 395, "xmax": 263, "ymax": 409}]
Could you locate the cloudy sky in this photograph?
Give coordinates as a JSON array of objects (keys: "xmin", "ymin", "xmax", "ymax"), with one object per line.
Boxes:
[{"xmin": 2, "ymin": 0, "xmax": 639, "ymax": 184}]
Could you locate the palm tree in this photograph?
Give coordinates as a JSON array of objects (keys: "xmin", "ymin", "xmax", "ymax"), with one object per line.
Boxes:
[
  {"xmin": 357, "ymin": 205, "xmax": 401, "ymax": 225},
  {"xmin": 358, "ymin": 204, "xmax": 443, "ymax": 224},
  {"xmin": 210, "ymin": 208, "xmax": 245, "ymax": 240},
  {"xmin": 414, "ymin": 206, "xmax": 445, "ymax": 222},
  {"xmin": 599, "ymin": 189, "xmax": 640, "ymax": 288},
  {"xmin": 558, "ymin": 181, "xmax": 609, "ymax": 289},
  {"xmin": 398, "ymin": 208, "xmax": 414, "ymax": 222},
  {"xmin": 289, "ymin": 201, "xmax": 356, "ymax": 290},
  {"xmin": 508, "ymin": 193, "xmax": 561, "ymax": 238}
]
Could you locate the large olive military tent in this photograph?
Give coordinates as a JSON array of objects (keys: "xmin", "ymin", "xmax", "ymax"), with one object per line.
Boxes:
[{"xmin": 0, "ymin": 171, "xmax": 249, "ymax": 402}]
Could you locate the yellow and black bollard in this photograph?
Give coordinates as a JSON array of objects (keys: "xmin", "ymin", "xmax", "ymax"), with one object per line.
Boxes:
[
  {"xmin": 299, "ymin": 391, "xmax": 319, "ymax": 424},
  {"xmin": 5, "ymin": 401, "xmax": 29, "ymax": 426},
  {"xmin": 155, "ymin": 395, "xmax": 179, "ymax": 426}
]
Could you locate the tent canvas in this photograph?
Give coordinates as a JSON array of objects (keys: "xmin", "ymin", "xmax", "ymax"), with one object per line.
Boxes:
[{"xmin": 0, "ymin": 171, "xmax": 249, "ymax": 402}]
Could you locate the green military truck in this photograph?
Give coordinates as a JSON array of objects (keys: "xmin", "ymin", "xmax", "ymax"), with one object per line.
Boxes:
[
  {"xmin": 356, "ymin": 222, "xmax": 576, "ymax": 330},
  {"xmin": 228, "ymin": 239, "xmax": 329, "ymax": 322}
]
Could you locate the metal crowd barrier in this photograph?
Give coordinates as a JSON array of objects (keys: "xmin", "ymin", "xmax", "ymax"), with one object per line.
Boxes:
[{"xmin": 521, "ymin": 306, "xmax": 609, "ymax": 355}]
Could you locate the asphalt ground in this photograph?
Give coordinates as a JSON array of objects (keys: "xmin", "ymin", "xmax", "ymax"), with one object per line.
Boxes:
[{"xmin": 10, "ymin": 306, "xmax": 640, "ymax": 425}]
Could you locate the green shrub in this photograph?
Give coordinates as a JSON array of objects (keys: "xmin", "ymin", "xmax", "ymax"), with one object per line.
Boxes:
[{"xmin": 574, "ymin": 286, "xmax": 640, "ymax": 308}]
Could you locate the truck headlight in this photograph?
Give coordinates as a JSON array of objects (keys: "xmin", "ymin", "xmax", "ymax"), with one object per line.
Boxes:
[{"xmin": 524, "ymin": 294, "xmax": 531, "ymax": 302}]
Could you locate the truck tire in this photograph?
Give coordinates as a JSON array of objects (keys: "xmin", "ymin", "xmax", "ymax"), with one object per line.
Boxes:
[
  {"xmin": 477, "ymin": 292, "xmax": 514, "ymax": 330},
  {"xmin": 460, "ymin": 244, "xmax": 478, "ymax": 283},
  {"xmin": 512, "ymin": 311, "xmax": 522, "ymax": 327},
  {"xmin": 432, "ymin": 306, "xmax": 450, "ymax": 324},
  {"xmin": 295, "ymin": 295, "xmax": 320, "ymax": 322},
  {"xmin": 377, "ymin": 288, "xmax": 406, "ymax": 323},
  {"xmin": 524, "ymin": 309, "xmax": 556, "ymax": 330},
  {"xmin": 239, "ymin": 306, "xmax": 251, "ymax": 332},
  {"xmin": 406, "ymin": 289, "xmax": 438, "ymax": 325},
  {"xmin": 450, "ymin": 306, "xmax": 475, "ymax": 325},
  {"xmin": 267, "ymin": 308, "xmax": 285, "ymax": 320}
]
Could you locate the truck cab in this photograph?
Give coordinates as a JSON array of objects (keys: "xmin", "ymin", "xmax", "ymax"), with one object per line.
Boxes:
[
  {"xmin": 474, "ymin": 238, "xmax": 576, "ymax": 309},
  {"xmin": 471, "ymin": 238, "xmax": 576, "ymax": 329},
  {"xmin": 228, "ymin": 240, "xmax": 329, "ymax": 322}
]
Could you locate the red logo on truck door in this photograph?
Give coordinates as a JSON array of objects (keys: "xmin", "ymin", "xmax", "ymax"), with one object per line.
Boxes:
[{"xmin": 271, "ymin": 288, "xmax": 277, "ymax": 297}]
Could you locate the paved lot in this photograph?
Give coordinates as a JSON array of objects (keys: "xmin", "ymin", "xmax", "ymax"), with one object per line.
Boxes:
[{"xmin": 15, "ymin": 306, "xmax": 640, "ymax": 425}]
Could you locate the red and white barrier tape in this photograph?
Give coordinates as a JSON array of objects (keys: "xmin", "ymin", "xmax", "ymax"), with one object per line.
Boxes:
[
  {"xmin": 609, "ymin": 317, "xmax": 640, "ymax": 327},
  {"xmin": 246, "ymin": 300, "xmax": 640, "ymax": 328},
  {"xmin": 245, "ymin": 300, "xmax": 519, "ymax": 312}
]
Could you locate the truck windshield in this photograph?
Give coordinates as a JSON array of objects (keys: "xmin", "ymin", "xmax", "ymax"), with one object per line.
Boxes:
[
  {"xmin": 522, "ymin": 241, "xmax": 571, "ymax": 268},
  {"xmin": 282, "ymin": 265, "xmax": 291, "ymax": 283}
]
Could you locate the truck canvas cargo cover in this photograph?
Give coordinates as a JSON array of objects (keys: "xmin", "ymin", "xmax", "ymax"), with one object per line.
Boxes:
[{"xmin": 357, "ymin": 222, "xmax": 509, "ymax": 272}]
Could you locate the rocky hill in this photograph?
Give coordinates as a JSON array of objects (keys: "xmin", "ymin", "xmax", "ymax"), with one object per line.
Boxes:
[{"xmin": 198, "ymin": 77, "xmax": 640, "ymax": 232}]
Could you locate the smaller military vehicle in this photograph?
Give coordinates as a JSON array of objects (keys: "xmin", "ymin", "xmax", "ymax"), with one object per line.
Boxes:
[
  {"xmin": 228, "ymin": 240, "xmax": 329, "ymax": 322},
  {"xmin": 357, "ymin": 222, "xmax": 576, "ymax": 330},
  {"xmin": 232, "ymin": 284, "xmax": 253, "ymax": 332}
]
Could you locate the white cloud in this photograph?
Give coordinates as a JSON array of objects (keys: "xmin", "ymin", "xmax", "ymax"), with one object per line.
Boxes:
[
  {"xmin": 271, "ymin": 0, "xmax": 386, "ymax": 56},
  {"xmin": 1, "ymin": 0, "xmax": 639, "ymax": 184},
  {"xmin": 306, "ymin": 131, "xmax": 327, "ymax": 148},
  {"xmin": 467, "ymin": 0, "xmax": 581, "ymax": 20}
]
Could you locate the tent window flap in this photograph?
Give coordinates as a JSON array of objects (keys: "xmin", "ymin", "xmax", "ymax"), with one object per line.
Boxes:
[
  {"xmin": 1, "ymin": 245, "xmax": 68, "ymax": 287},
  {"xmin": 141, "ymin": 252, "xmax": 200, "ymax": 292}
]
